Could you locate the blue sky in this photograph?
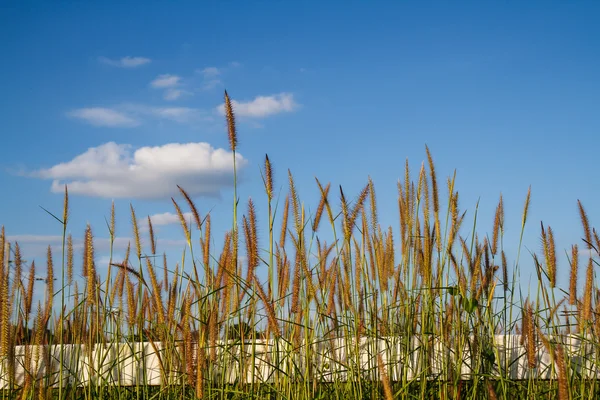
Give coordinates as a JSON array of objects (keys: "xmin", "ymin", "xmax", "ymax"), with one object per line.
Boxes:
[{"xmin": 1, "ymin": 1, "xmax": 599, "ymax": 299}]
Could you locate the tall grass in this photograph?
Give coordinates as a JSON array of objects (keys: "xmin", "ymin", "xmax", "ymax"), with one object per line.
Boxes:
[{"xmin": 0, "ymin": 91, "xmax": 599, "ymax": 399}]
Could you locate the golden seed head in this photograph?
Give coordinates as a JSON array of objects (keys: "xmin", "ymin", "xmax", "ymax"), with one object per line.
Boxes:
[
  {"xmin": 177, "ymin": 185, "xmax": 202, "ymax": 230},
  {"xmin": 578, "ymin": 200, "xmax": 592, "ymax": 249},
  {"xmin": 224, "ymin": 90, "xmax": 237, "ymax": 152},
  {"xmin": 172, "ymin": 198, "xmax": 191, "ymax": 244},
  {"xmin": 264, "ymin": 154, "xmax": 273, "ymax": 201}
]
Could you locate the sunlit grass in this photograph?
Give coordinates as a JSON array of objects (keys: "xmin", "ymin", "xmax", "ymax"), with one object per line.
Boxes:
[{"xmin": 0, "ymin": 91, "xmax": 599, "ymax": 399}]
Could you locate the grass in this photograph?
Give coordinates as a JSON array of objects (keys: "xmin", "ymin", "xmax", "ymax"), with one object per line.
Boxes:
[{"xmin": 0, "ymin": 90, "xmax": 599, "ymax": 399}]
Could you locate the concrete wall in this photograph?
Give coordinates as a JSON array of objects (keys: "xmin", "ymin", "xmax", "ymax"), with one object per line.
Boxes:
[{"xmin": 0, "ymin": 334, "xmax": 598, "ymax": 387}]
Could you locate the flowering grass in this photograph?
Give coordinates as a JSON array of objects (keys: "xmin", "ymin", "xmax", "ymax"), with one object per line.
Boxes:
[{"xmin": 0, "ymin": 91, "xmax": 599, "ymax": 399}]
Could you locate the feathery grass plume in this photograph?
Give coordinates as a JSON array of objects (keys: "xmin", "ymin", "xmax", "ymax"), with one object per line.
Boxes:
[
  {"xmin": 196, "ymin": 334, "xmax": 205, "ymax": 399},
  {"xmin": 522, "ymin": 186, "xmax": 532, "ymax": 228},
  {"xmin": 146, "ymin": 257, "xmax": 165, "ymax": 325},
  {"xmin": 313, "ymin": 181, "xmax": 330, "ymax": 232},
  {"xmin": 582, "ymin": 257, "xmax": 594, "ymax": 327},
  {"xmin": 224, "ymin": 90, "xmax": 237, "ymax": 152},
  {"xmin": 595, "ymin": 298, "xmax": 600, "ymax": 339},
  {"xmin": 541, "ymin": 223, "xmax": 557, "ymax": 288},
  {"xmin": 264, "ymin": 154, "xmax": 273, "ymax": 201},
  {"xmin": 577, "ymin": 200, "xmax": 592, "ymax": 249},
  {"xmin": 172, "ymin": 197, "xmax": 191, "ymax": 244},
  {"xmin": 525, "ymin": 301, "xmax": 536, "ymax": 369},
  {"xmin": 425, "ymin": 145, "xmax": 442, "ymax": 252},
  {"xmin": 230, "ymin": 227, "xmax": 239, "ymax": 306},
  {"xmin": 111, "ymin": 267, "xmax": 125, "ymax": 307},
  {"xmin": 569, "ymin": 244, "xmax": 579, "ymax": 305},
  {"xmin": 279, "ymin": 194, "xmax": 290, "ymax": 247},
  {"xmin": 254, "ymin": 278, "xmax": 281, "ymax": 337},
  {"xmin": 62, "ymin": 184, "xmax": 69, "ymax": 226},
  {"xmin": 0, "ymin": 243, "xmax": 8, "ymax": 358},
  {"xmin": 339, "ymin": 186, "xmax": 350, "ymax": 240},
  {"xmin": 247, "ymin": 198, "xmax": 259, "ymax": 284},
  {"xmin": 125, "ymin": 273, "xmax": 136, "ymax": 328},
  {"xmin": 221, "ymin": 233, "xmax": 235, "ymax": 315},
  {"xmin": 348, "ymin": 184, "xmax": 370, "ymax": 239},
  {"xmin": 447, "ymin": 191, "xmax": 461, "ymax": 251},
  {"xmin": 492, "ymin": 195, "xmax": 503, "ymax": 256},
  {"xmin": 202, "ymin": 214, "xmax": 212, "ymax": 284},
  {"xmin": 555, "ymin": 342, "xmax": 570, "ymax": 400},
  {"xmin": 501, "ymin": 250, "xmax": 508, "ymax": 292},
  {"xmin": 111, "ymin": 262, "xmax": 146, "ymax": 284},
  {"xmin": 85, "ymin": 224, "xmax": 97, "ymax": 306},
  {"xmin": 33, "ymin": 301, "xmax": 44, "ymax": 367},
  {"xmin": 547, "ymin": 225, "xmax": 557, "ymax": 288},
  {"xmin": 177, "ymin": 185, "xmax": 202, "ymax": 230},
  {"xmin": 181, "ymin": 293, "xmax": 193, "ymax": 384},
  {"xmin": 66, "ymin": 234, "xmax": 73, "ymax": 286},
  {"xmin": 278, "ymin": 248, "xmax": 291, "ymax": 301},
  {"xmin": 288, "ymin": 170, "xmax": 302, "ymax": 236},
  {"xmin": 45, "ymin": 245, "xmax": 54, "ymax": 320},
  {"xmin": 166, "ymin": 264, "xmax": 178, "ymax": 324},
  {"xmin": 109, "ymin": 199, "xmax": 115, "ymax": 236},
  {"xmin": 147, "ymin": 216, "xmax": 156, "ymax": 255},
  {"xmin": 0, "ymin": 229, "xmax": 4, "ymax": 302},
  {"xmin": 215, "ymin": 232, "xmax": 232, "ymax": 291},
  {"xmin": 162, "ymin": 253, "xmax": 168, "ymax": 292},
  {"xmin": 290, "ymin": 252, "xmax": 302, "ymax": 314},
  {"xmin": 11, "ymin": 243, "xmax": 22, "ymax": 301},
  {"xmin": 593, "ymin": 228, "xmax": 600, "ymax": 253},
  {"xmin": 25, "ymin": 261, "xmax": 35, "ymax": 319},
  {"xmin": 368, "ymin": 176, "xmax": 378, "ymax": 233},
  {"xmin": 326, "ymin": 267, "xmax": 337, "ymax": 315},
  {"xmin": 377, "ymin": 354, "xmax": 394, "ymax": 400},
  {"xmin": 243, "ymin": 215, "xmax": 254, "ymax": 284},
  {"xmin": 130, "ymin": 204, "xmax": 142, "ymax": 260}
]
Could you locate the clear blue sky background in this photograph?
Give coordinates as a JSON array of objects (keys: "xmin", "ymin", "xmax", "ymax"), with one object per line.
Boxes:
[{"xmin": 1, "ymin": 1, "xmax": 599, "ymax": 302}]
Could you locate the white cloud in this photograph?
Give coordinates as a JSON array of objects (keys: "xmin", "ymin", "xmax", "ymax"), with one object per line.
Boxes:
[
  {"xmin": 6, "ymin": 234, "xmax": 185, "ymax": 261},
  {"xmin": 99, "ymin": 56, "xmax": 151, "ymax": 68},
  {"xmin": 216, "ymin": 93, "xmax": 298, "ymax": 118},
  {"xmin": 67, "ymin": 108, "xmax": 140, "ymax": 127},
  {"xmin": 164, "ymin": 88, "xmax": 191, "ymax": 101},
  {"xmin": 67, "ymin": 105, "xmax": 210, "ymax": 127},
  {"xmin": 144, "ymin": 106, "xmax": 201, "ymax": 123},
  {"xmin": 199, "ymin": 67, "xmax": 221, "ymax": 78},
  {"xmin": 150, "ymin": 74, "xmax": 181, "ymax": 88},
  {"xmin": 149, "ymin": 212, "xmax": 194, "ymax": 226},
  {"xmin": 33, "ymin": 141, "xmax": 247, "ymax": 199}
]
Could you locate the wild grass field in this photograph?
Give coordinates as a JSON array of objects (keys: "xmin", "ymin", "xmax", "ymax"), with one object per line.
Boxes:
[{"xmin": 1, "ymin": 91, "xmax": 599, "ymax": 399}]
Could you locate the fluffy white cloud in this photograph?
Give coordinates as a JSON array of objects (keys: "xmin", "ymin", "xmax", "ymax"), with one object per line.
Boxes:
[
  {"xmin": 67, "ymin": 108, "xmax": 140, "ymax": 127},
  {"xmin": 34, "ymin": 142, "xmax": 246, "ymax": 199},
  {"xmin": 149, "ymin": 212, "xmax": 195, "ymax": 226},
  {"xmin": 216, "ymin": 93, "xmax": 298, "ymax": 118},
  {"xmin": 99, "ymin": 56, "xmax": 151, "ymax": 68},
  {"xmin": 150, "ymin": 74, "xmax": 181, "ymax": 88}
]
